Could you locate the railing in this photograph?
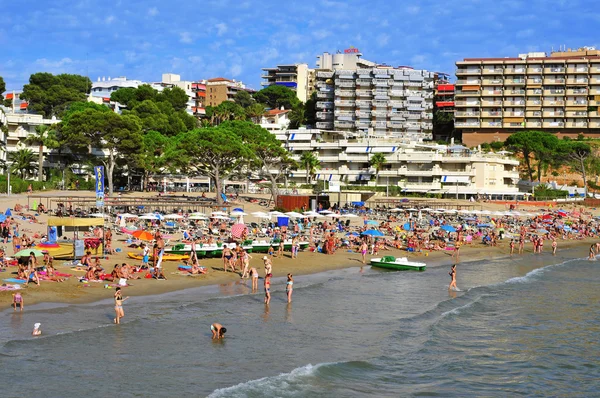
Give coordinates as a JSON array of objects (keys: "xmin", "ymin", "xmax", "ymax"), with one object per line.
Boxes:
[
  {"xmin": 455, "ymin": 111, "xmax": 480, "ymax": 117},
  {"xmin": 316, "ymin": 122, "xmax": 333, "ymax": 129},
  {"xmin": 356, "ymin": 100, "xmax": 372, "ymax": 107},
  {"xmin": 456, "ymin": 100, "xmax": 481, "ymax": 106},
  {"xmin": 335, "ymin": 90, "xmax": 355, "ymax": 96},
  {"xmin": 334, "ymin": 100, "xmax": 356, "ymax": 106},
  {"xmin": 317, "ymin": 92, "xmax": 334, "ymax": 98},
  {"xmin": 482, "ymin": 68, "xmax": 503, "ymax": 74},
  {"xmin": 356, "ymin": 90, "xmax": 372, "ymax": 97},
  {"xmin": 316, "ymin": 101, "xmax": 333, "ymax": 108},
  {"xmin": 482, "ymin": 111, "xmax": 501, "ymax": 116},
  {"xmin": 457, "ymin": 68, "xmax": 482, "ymax": 74},
  {"xmin": 455, "ymin": 122, "xmax": 481, "ymax": 127},
  {"xmin": 316, "ymin": 112, "xmax": 333, "ymax": 119},
  {"xmin": 356, "ymin": 79, "xmax": 372, "ymax": 85},
  {"xmin": 336, "ymin": 81, "xmax": 356, "ymax": 88}
]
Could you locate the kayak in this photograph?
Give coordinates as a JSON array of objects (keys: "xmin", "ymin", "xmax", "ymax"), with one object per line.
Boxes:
[
  {"xmin": 370, "ymin": 256, "xmax": 427, "ymax": 271},
  {"xmin": 127, "ymin": 252, "xmax": 190, "ymax": 261}
]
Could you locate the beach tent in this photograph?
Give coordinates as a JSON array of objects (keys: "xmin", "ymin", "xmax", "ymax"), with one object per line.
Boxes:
[{"xmin": 5, "ymin": 208, "xmax": 12, "ymax": 216}]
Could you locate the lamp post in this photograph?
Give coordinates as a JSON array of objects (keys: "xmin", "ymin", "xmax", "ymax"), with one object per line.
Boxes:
[{"xmin": 6, "ymin": 161, "xmax": 12, "ymax": 196}]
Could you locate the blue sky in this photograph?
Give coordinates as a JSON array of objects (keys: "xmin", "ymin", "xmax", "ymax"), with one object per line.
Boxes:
[{"xmin": 1, "ymin": 0, "xmax": 599, "ymax": 92}]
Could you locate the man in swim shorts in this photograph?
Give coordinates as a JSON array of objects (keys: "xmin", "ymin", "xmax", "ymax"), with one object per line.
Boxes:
[{"xmin": 211, "ymin": 323, "xmax": 226, "ymax": 339}]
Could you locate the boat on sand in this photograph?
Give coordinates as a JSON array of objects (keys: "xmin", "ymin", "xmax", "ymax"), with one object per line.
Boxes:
[{"xmin": 370, "ymin": 256, "xmax": 427, "ymax": 271}]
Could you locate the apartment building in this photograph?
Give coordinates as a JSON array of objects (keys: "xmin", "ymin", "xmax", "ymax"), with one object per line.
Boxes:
[
  {"xmin": 261, "ymin": 64, "xmax": 314, "ymax": 102},
  {"xmin": 314, "ymin": 66, "xmax": 435, "ymax": 142},
  {"xmin": 455, "ymin": 47, "xmax": 600, "ymax": 146},
  {"xmin": 435, "ymin": 82, "xmax": 455, "ymax": 113},
  {"xmin": 191, "ymin": 82, "xmax": 206, "ymax": 117},
  {"xmin": 315, "ymin": 49, "xmax": 377, "ymax": 70},
  {"xmin": 275, "ymin": 128, "xmax": 520, "ymax": 198},
  {"xmin": 205, "ymin": 78, "xmax": 255, "ymax": 107}
]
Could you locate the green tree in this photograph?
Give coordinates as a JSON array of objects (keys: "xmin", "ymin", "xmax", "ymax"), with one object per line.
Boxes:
[
  {"xmin": 157, "ymin": 87, "xmax": 189, "ymax": 111},
  {"xmin": 234, "ymin": 90, "xmax": 254, "ymax": 108},
  {"xmin": 288, "ymin": 103, "xmax": 305, "ymax": 129},
  {"xmin": 221, "ymin": 120, "xmax": 296, "ymax": 204},
  {"xmin": 59, "ymin": 108, "xmax": 143, "ymax": 194},
  {"xmin": 171, "ymin": 126, "xmax": 253, "ymax": 205},
  {"xmin": 20, "ymin": 73, "xmax": 92, "ymax": 117},
  {"xmin": 369, "ymin": 152, "xmax": 387, "ymax": 186},
  {"xmin": 505, "ymin": 131, "xmax": 558, "ymax": 181},
  {"xmin": 135, "ymin": 130, "xmax": 172, "ymax": 189},
  {"xmin": 300, "ymin": 151, "xmax": 320, "ymax": 184},
  {"xmin": 557, "ymin": 140, "xmax": 593, "ymax": 197},
  {"xmin": 9, "ymin": 149, "xmax": 36, "ymax": 179},
  {"xmin": 304, "ymin": 91, "xmax": 317, "ymax": 127},
  {"xmin": 211, "ymin": 101, "xmax": 246, "ymax": 125},
  {"xmin": 0, "ymin": 76, "xmax": 5, "ymax": 102},
  {"xmin": 253, "ymin": 85, "xmax": 301, "ymax": 110},
  {"xmin": 245, "ymin": 103, "xmax": 266, "ymax": 123},
  {"xmin": 24, "ymin": 124, "xmax": 59, "ymax": 182}
]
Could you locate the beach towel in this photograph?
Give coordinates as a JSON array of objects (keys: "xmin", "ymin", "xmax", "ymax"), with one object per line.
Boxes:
[{"xmin": 3, "ymin": 278, "xmax": 26, "ymax": 284}]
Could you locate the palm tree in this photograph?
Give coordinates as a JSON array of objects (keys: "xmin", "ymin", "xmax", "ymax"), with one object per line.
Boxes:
[
  {"xmin": 9, "ymin": 149, "xmax": 36, "ymax": 179},
  {"xmin": 369, "ymin": 152, "xmax": 387, "ymax": 186},
  {"xmin": 300, "ymin": 151, "xmax": 320, "ymax": 184},
  {"xmin": 24, "ymin": 124, "xmax": 58, "ymax": 181},
  {"xmin": 245, "ymin": 103, "xmax": 266, "ymax": 123}
]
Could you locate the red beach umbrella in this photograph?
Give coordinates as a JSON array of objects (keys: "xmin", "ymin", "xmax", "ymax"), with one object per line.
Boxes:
[
  {"xmin": 231, "ymin": 223, "xmax": 247, "ymax": 239},
  {"xmin": 132, "ymin": 230, "xmax": 155, "ymax": 241}
]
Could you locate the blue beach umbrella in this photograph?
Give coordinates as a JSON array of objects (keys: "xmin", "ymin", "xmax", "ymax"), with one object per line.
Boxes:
[
  {"xmin": 477, "ymin": 223, "xmax": 491, "ymax": 228},
  {"xmin": 441, "ymin": 225, "xmax": 456, "ymax": 233},
  {"xmin": 361, "ymin": 229, "xmax": 384, "ymax": 237},
  {"xmin": 0, "ymin": 214, "xmax": 6, "ymax": 222},
  {"xmin": 233, "ymin": 207, "xmax": 244, "ymax": 212},
  {"xmin": 346, "ymin": 232, "xmax": 360, "ymax": 236},
  {"xmin": 403, "ymin": 223, "xmax": 412, "ymax": 231},
  {"xmin": 366, "ymin": 220, "xmax": 379, "ymax": 225}
]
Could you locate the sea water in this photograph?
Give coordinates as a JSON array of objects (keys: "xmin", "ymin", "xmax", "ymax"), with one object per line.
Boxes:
[{"xmin": 1, "ymin": 248, "xmax": 599, "ymax": 397}]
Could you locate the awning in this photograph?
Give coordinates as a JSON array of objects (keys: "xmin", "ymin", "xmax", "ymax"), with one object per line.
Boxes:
[
  {"xmin": 370, "ymin": 146, "xmax": 396, "ymax": 153},
  {"xmin": 288, "ymin": 133, "xmax": 312, "ymax": 141},
  {"xmin": 48, "ymin": 217, "xmax": 105, "ymax": 227},
  {"xmin": 345, "ymin": 146, "xmax": 369, "ymax": 153},
  {"xmin": 442, "ymin": 176, "xmax": 471, "ymax": 183}
]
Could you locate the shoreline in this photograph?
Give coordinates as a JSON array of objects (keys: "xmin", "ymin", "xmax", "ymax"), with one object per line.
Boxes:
[{"xmin": 2, "ymin": 236, "xmax": 593, "ymax": 312}]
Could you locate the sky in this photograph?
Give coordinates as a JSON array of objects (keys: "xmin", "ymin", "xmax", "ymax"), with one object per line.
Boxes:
[{"xmin": 1, "ymin": 0, "xmax": 599, "ymax": 92}]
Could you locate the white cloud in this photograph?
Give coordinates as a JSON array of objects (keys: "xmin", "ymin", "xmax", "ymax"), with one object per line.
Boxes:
[
  {"xmin": 105, "ymin": 15, "xmax": 115, "ymax": 24},
  {"xmin": 230, "ymin": 64, "xmax": 242, "ymax": 77},
  {"xmin": 35, "ymin": 57, "xmax": 73, "ymax": 68},
  {"xmin": 180, "ymin": 32, "xmax": 193, "ymax": 44},
  {"xmin": 148, "ymin": 7, "xmax": 158, "ymax": 16},
  {"xmin": 406, "ymin": 6, "xmax": 420, "ymax": 15},
  {"xmin": 216, "ymin": 23, "xmax": 228, "ymax": 37},
  {"xmin": 313, "ymin": 30, "xmax": 331, "ymax": 39},
  {"xmin": 377, "ymin": 33, "xmax": 390, "ymax": 47}
]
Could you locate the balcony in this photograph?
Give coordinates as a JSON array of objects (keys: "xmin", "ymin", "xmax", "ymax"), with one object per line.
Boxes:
[
  {"xmin": 481, "ymin": 121, "xmax": 503, "ymax": 127},
  {"xmin": 356, "ymin": 100, "xmax": 371, "ymax": 107},
  {"xmin": 455, "ymin": 111, "xmax": 480, "ymax": 117},
  {"xmin": 389, "ymin": 100, "xmax": 404, "ymax": 107},
  {"xmin": 590, "ymin": 121, "xmax": 600, "ymax": 128},
  {"xmin": 455, "ymin": 100, "xmax": 481, "ymax": 107},
  {"xmin": 387, "ymin": 121, "xmax": 405, "ymax": 128},
  {"xmin": 480, "ymin": 100, "xmax": 502, "ymax": 107},
  {"xmin": 504, "ymin": 112, "xmax": 525, "ymax": 117},
  {"xmin": 371, "ymin": 121, "xmax": 387, "ymax": 128},
  {"xmin": 372, "ymin": 100, "xmax": 389, "ymax": 108},
  {"xmin": 455, "ymin": 121, "xmax": 481, "ymax": 128},
  {"xmin": 455, "ymin": 90, "xmax": 480, "ymax": 97},
  {"xmin": 317, "ymin": 91, "xmax": 334, "ymax": 98},
  {"xmin": 334, "ymin": 100, "xmax": 355, "ymax": 107},
  {"xmin": 590, "ymin": 66, "xmax": 600, "ymax": 73},
  {"xmin": 481, "ymin": 110, "xmax": 501, "ymax": 117},
  {"xmin": 504, "ymin": 78, "xmax": 526, "ymax": 85},
  {"xmin": 389, "ymin": 111, "xmax": 407, "ymax": 118},
  {"xmin": 316, "ymin": 112, "xmax": 334, "ymax": 119},
  {"xmin": 567, "ymin": 88, "xmax": 588, "ymax": 95},
  {"xmin": 527, "ymin": 67, "xmax": 543, "ymax": 74},
  {"xmin": 590, "ymin": 111, "xmax": 600, "ymax": 118},
  {"xmin": 527, "ymin": 89, "xmax": 543, "ymax": 96},
  {"xmin": 566, "ymin": 100, "xmax": 588, "ymax": 107},
  {"xmin": 335, "ymin": 90, "xmax": 355, "ymax": 97},
  {"xmin": 544, "ymin": 67, "xmax": 566, "ymax": 73},
  {"xmin": 526, "ymin": 78, "xmax": 543, "ymax": 85},
  {"xmin": 565, "ymin": 121, "xmax": 588, "ymax": 128},
  {"xmin": 456, "ymin": 68, "xmax": 482, "ymax": 75},
  {"xmin": 566, "ymin": 78, "xmax": 589, "ymax": 86},
  {"xmin": 355, "ymin": 121, "xmax": 371, "ymax": 129},
  {"xmin": 566, "ymin": 111, "xmax": 588, "ymax": 118},
  {"xmin": 372, "ymin": 110, "xmax": 387, "ymax": 117},
  {"xmin": 355, "ymin": 90, "xmax": 372, "ymax": 97},
  {"xmin": 567, "ymin": 67, "xmax": 588, "ymax": 74},
  {"xmin": 481, "ymin": 89, "xmax": 502, "ymax": 96},
  {"xmin": 356, "ymin": 79, "xmax": 372, "ymax": 86},
  {"xmin": 543, "ymin": 111, "xmax": 564, "ymax": 117},
  {"xmin": 503, "ymin": 100, "xmax": 525, "ymax": 107},
  {"xmin": 389, "ymin": 89, "xmax": 405, "ymax": 97},
  {"xmin": 316, "ymin": 122, "xmax": 333, "ymax": 129},
  {"xmin": 543, "ymin": 89, "xmax": 565, "ymax": 96},
  {"xmin": 590, "ymin": 100, "xmax": 600, "ymax": 106},
  {"xmin": 336, "ymin": 80, "xmax": 356, "ymax": 88},
  {"xmin": 542, "ymin": 121, "xmax": 564, "ymax": 128},
  {"xmin": 355, "ymin": 110, "xmax": 371, "ymax": 117},
  {"xmin": 316, "ymin": 101, "xmax": 333, "ymax": 109},
  {"xmin": 334, "ymin": 121, "xmax": 355, "ymax": 128},
  {"xmin": 507, "ymin": 89, "xmax": 526, "ymax": 95},
  {"xmin": 504, "ymin": 122, "xmax": 525, "ymax": 128},
  {"xmin": 526, "ymin": 111, "xmax": 542, "ymax": 117},
  {"xmin": 481, "ymin": 68, "xmax": 503, "ymax": 75},
  {"xmin": 544, "ymin": 78, "xmax": 566, "ymax": 84},
  {"xmin": 373, "ymin": 79, "xmax": 389, "ymax": 87},
  {"xmin": 542, "ymin": 99, "xmax": 565, "ymax": 106},
  {"xmin": 481, "ymin": 79, "xmax": 503, "ymax": 85},
  {"xmin": 456, "ymin": 79, "xmax": 481, "ymax": 85},
  {"xmin": 505, "ymin": 68, "xmax": 526, "ymax": 74},
  {"xmin": 526, "ymin": 121, "xmax": 542, "ymax": 128}
]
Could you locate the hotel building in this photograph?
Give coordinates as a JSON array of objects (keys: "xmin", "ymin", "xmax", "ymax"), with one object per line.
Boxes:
[
  {"xmin": 314, "ymin": 66, "xmax": 435, "ymax": 142},
  {"xmin": 455, "ymin": 47, "xmax": 600, "ymax": 146},
  {"xmin": 275, "ymin": 128, "xmax": 520, "ymax": 198},
  {"xmin": 205, "ymin": 78, "xmax": 255, "ymax": 107}
]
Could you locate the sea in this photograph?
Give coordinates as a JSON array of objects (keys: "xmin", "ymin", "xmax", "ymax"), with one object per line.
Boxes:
[{"xmin": 1, "ymin": 246, "xmax": 599, "ymax": 397}]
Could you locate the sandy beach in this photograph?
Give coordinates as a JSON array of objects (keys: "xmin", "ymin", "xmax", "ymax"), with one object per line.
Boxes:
[{"xmin": 0, "ymin": 190, "xmax": 594, "ymax": 310}]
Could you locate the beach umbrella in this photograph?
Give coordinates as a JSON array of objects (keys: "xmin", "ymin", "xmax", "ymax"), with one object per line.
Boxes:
[
  {"xmin": 361, "ymin": 229, "xmax": 384, "ymax": 237},
  {"xmin": 340, "ymin": 214, "xmax": 358, "ymax": 218},
  {"xmin": 5, "ymin": 208, "xmax": 12, "ymax": 216},
  {"xmin": 132, "ymin": 230, "xmax": 155, "ymax": 241},
  {"xmin": 327, "ymin": 213, "xmax": 341, "ymax": 218},
  {"xmin": 389, "ymin": 208, "xmax": 403, "ymax": 212},
  {"xmin": 421, "ymin": 207, "xmax": 434, "ymax": 212},
  {"xmin": 366, "ymin": 220, "xmax": 379, "ymax": 225},
  {"xmin": 164, "ymin": 214, "xmax": 184, "ymax": 219},
  {"xmin": 231, "ymin": 223, "xmax": 248, "ymax": 239},
  {"xmin": 285, "ymin": 211, "xmax": 305, "ymax": 218},
  {"xmin": 89, "ymin": 213, "xmax": 108, "ymax": 218},
  {"xmin": 269, "ymin": 211, "xmax": 285, "ymax": 216},
  {"xmin": 0, "ymin": 214, "xmax": 6, "ymax": 222},
  {"xmin": 188, "ymin": 215, "xmax": 208, "ymax": 220},
  {"xmin": 445, "ymin": 209, "xmax": 458, "ymax": 214},
  {"xmin": 14, "ymin": 249, "xmax": 46, "ymax": 257},
  {"xmin": 481, "ymin": 210, "xmax": 492, "ymax": 215},
  {"xmin": 233, "ymin": 207, "xmax": 244, "ymax": 212},
  {"xmin": 346, "ymin": 232, "xmax": 360, "ymax": 236},
  {"xmin": 477, "ymin": 223, "xmax": 491, "ymax": 228},
  {"xmin": 403, "ymin": 223, "xmax": 412, "ymax": 231},
  {"xmin": 319, "ymin": 210, "xmax": 334, "ymax": 214},
  {"xmin": 231, "ymin": 211, "xmax": 248, "ymax": 216},
  {"xmin": 457, "ymin": 209, "xmax": 471, "ymax": 214},
  {"xmin": 212, "ymin": 215, "xmax": 230, "ymax": 220},
  {"xmin": 303, "ymin": 211, "xmax": 322, "ymax": 217},
  {"xmin": 119, "ymin": 213, "xmax": 139, "ymax": 218},
  {"xmin": 406, "ymin": 208, "xmax": 418, "ymax": 212},
  {"xmin": 211, "ymin": 211, "xmax": 228, "ymax": 216},
  {"xmin": 441, "ymin": 225, "xmax": 456, "ymax": 233}
]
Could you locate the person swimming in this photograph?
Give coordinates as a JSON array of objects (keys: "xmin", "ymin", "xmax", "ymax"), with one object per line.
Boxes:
[{"xmin": 32, "ymin": 323, "xmax": 41, "ymax": 336}]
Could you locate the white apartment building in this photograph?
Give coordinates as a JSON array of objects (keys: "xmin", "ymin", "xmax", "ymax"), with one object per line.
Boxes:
[
  {"xmin": 275, "ymin": 128, "xmax": 520, "ymax": 198},
  {"xmin": 259, "ymin": 108, "xmax": 290, "ymax": 133},
  {"xmin": 261, "ymin": 64, "xmax": 314, "ymax": 103},
  {"xmin": 315, "ymin": 67, "xmax": 435, "ymax": 141},
  {"xmin": 315, "ymin": 49, "xmax": 376, "ymax": 71}
]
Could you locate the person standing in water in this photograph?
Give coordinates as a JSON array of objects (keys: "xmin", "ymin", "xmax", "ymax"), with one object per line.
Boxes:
[
  {"xmin": 551, "ymin": 238, "xmax": 557, "ymax": 255},
  {"xmin": 264, "ymin": 273, "xmax": 272, "ymax": 304},
  {"xmin": 113, "ymin": 287, "xmax": 129, "ymax": 324},
  {"xmin": 509, "ymin": 239, "xmax": 515, "ymax": 256},
  {"xmin": 210, "ymin": 323, "xmax": 226, "ymax": 339},
  {"xmin": 360, "ymin": 241, "xmax": 368, "ymax": 264},
  {"xmin": 286, "ymin": 273, "xmax": 293, "ymax": 303},
  {"xmin": 448, "ymin": 264, "xmax": 458, "ymax": 291},
  {"xmin": 589, "ymin": 244, "xmax": 596, "ymax": 260},
  {"xmin": 249, "ymin": 267, "xmax": 259, "ymax": 292}
]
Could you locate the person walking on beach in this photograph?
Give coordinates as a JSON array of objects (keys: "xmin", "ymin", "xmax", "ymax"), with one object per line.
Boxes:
[
  {"xmin": 263, "ymin": 256, "xmax": 272, "ymax": 276},
  {"xmin": 286, "ymin": 273, "xmax": 293, "ymax": 303},
  {"xmin": 240, "ymin": 250, "xmax": 251, "ymax": 279},
  {"xmin": 449, "ymin": 264, "xmax": 458, "ymax": 291},
  {"xmin": 264, "ymin": 273, "xmax": 272, "ymax": 304},
  {"xmin": 249, "ymin": 267, "xmax": 259, "ymax": 291},
  {"xmin": 210, "ymin": 323, "xmax": 226, "ymax": 339},
  {"xmin": 360, "ymin": 241, "xmax": 368, "ymax": 264},
  {"xmin": 518, "ymin": 235, "xmax": 525, "ymax": 255},
  {"xmin": 589, "ymin": 244, "xmax": 596, "ymax": 260},
  {"xmin": 155, "ymin": 231, "xmax": 165, "ymax": 270},
  {"xmin": 510, "ymin": 239, "xmax": 515, "ymax": 256},
  {"xmin": 452, "ymin": 241, "xmax": 461, "ymax": 263},
  {"xmin": 113, "ymin": 287, "xmax": 129, "ymax": 324}
]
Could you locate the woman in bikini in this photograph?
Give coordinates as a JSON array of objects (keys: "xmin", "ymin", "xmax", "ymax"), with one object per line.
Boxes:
[
  {"xmin": 222, "ymin": 245, "xmax": 234, "ymax": 272},
  {"xmin": 286, "ymin": 273, "xmax": 293, "ymax": 303},
  {"xmin": 113, "ymin": 287, "xmax": 129, "ymax": 324},
  {"xmin": 249, "ymin": 267, "xmax": 259, "ymax": 292},
  {"xmin": 449, "ymin": 264, "xmax": 458, "ymax": 291}
]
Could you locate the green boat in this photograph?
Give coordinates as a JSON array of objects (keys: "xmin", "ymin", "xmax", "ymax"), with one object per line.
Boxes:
[{"xmin": 370, "ymin": 256, "xmax": 427, "ymax": 271}]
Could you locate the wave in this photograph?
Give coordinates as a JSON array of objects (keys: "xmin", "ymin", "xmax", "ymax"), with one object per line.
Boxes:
[
  {"xmin": 207, "ymin": 363, "xmax": 330, "ymax": 398},
  {"xmin": 440, "ymin": 294, "xmax": 489, "ymax": 318}
]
